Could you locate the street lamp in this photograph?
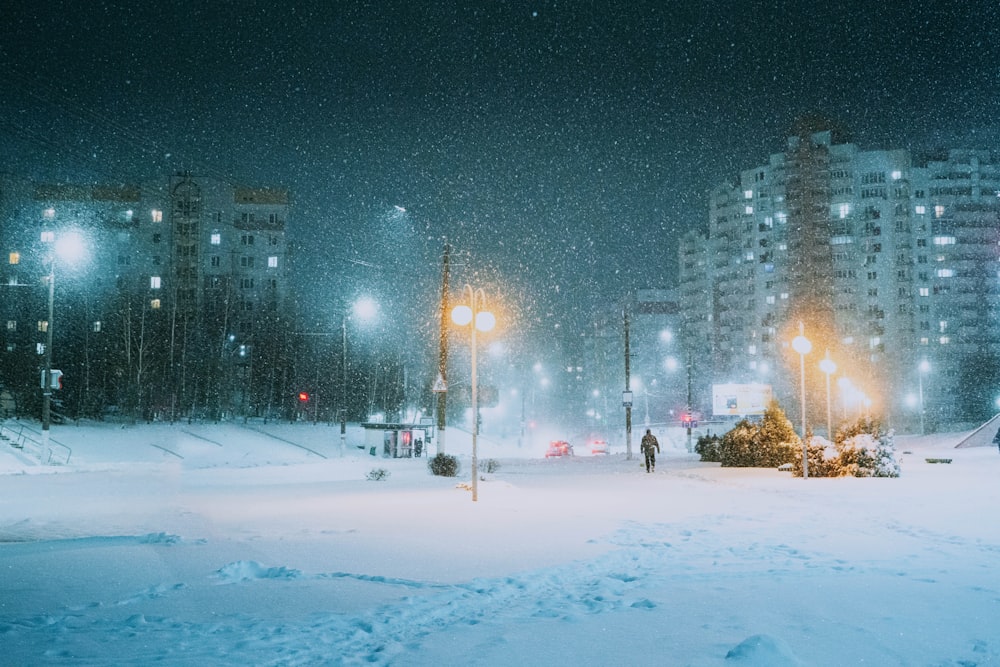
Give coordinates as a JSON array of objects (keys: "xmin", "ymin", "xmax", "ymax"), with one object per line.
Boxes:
[
  {"xmin": 790, "ymin": 321, "xmax": 812, "ymax": 478},
  {"xmin": 40, "ymin": 231, "xmax": 87, "ymax": 462},
  {"xmin": 819, "ymin": 350, "xmax": 836, "ymax": 440},
  {"xmin": 452, "ymin": 285, "xmax": 495, "ymax": 502},
  {"xmin": 918, "ymin": 358, "xmax": 930, "ymax": 435},
  {"xmin": 340, "ymin": 296, "xmax": 377, "ymax": 455}
]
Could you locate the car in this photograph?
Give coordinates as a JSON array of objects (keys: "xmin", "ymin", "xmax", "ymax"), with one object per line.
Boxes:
[
  {"xmin": 545, "ymin": 440, "xmax": 574, "ymax": 458},
  {"xmin": 590, "ymin": 440, "xmax": 609, "ymax": 455}
]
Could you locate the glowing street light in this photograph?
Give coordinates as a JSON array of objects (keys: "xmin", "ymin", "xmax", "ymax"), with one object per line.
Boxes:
[
  {"xmin": 790, "ymin": 321, "xmax": 812, "ymax": 478},
  {"xmin": 819, "ymin": 351, "xmax": 837, "ymax": 440},
  {"xmin": 452, "ymin": 285, "xmax": 496, "ymax": 502},
  {"xmin": 41, "ymin": 230, "xmax": 87, "ymax": 462},
  {"xmin": 340, "ymin": 296, "xmax": 378, "ymax": 455},
  {"xmin": 918, "ymin": 358, "xmax": 930, "ymax": 435}
]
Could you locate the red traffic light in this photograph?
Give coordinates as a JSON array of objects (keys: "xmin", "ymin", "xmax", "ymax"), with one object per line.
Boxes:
[{"xmin": 298, "ymin": 391, "xmax": 310, "ymax": 403}]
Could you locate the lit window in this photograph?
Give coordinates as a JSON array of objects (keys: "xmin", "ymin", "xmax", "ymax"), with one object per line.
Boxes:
[
  {"xmin": 748, "ymin": 344, "xmax": 757, "ymax": 355},
  {"xmin": 150, "ymin": 276, "xmax": 161, "ymax": 289},
  {"xmin": 211, "ymin": 233, "xmax": 221, "ymax": 245},
  {"xmin": 891, "ymin": 170, "xmax": 902, "ymax": 180},
  {"xmin": 745, "ymin": 251, "xmax": 754, "ymax": 261},
  {"xmin": 151, "ymin": 209, "xmax": 163, "ymax": 223},
  {"xmin": 919, "ymin": 287, "xmax": 930, "ymax": 297},
  {"xmin": 776, "ymin": 212, "xmax": 787, "ymax": 224},
  {"xmin": 267, "ymin": 256, "xmax": 278, "ymax": 268},
  {"xmin": 8, "ymin": 252, "xmax": 19, "ymax": 264},
  {"xmin": 936, "ymin": 268, "xmax": 954, "ymax": 278},
  {"xmin": 838, "ymin": 203, "xmax": 850, "ymax": 219},
  {"xmin": 766, "ymin": 295, "xmax": 775, "ymax": 304},
  {"xmin": 939, "ymin": 320, "xmax": 948, "ymax": 333},
  {"xmin": 915, "ymin": 205, "xmax": 926, "ymax": 215},
  {"xmin": 38, "ymin": 320, "xmax": 49, "ymax": 332},
  {"xmin": 40, "ymin": 231, "xmax": 55, "ymax": 243},
  {"xmin": 778, "ymin": 242, "xmax": 787, "ymax": 251},
  {"xmin": 150, "ymin": 299, "xmax": 161, "ymax": 310},
  {"xmin": 125, "ymin": 209, "xmax": 134, "ymax": 221},
  {"xmin": 745, "ymin": 205, "xmax": 753, "ymax": 215},
  {"xmin": 939, "ymin": 336, "xmax": 950, "ymax": 345},
  {"xmin": 869, "ymin": 336, "xmax": 881, "ymax": 349},
  {"xmin": 920, "ymin": 337, "xmax": 929, "ymax": 345},
  {"xmin": 43, "ymin": 208, "xmax": 55, "ymax": 219},
  {"xmin": 6, "ymin": 320, "xmax": 15, "ymax": 331},
  {"xmin": 932, "ymin": 236, "xmax": 956, "ymax": 245},
  {"xmin": 934, "ymin": 205, "xmax": 945, "ymax": 218},
  {"xmin": 93, "ymin": 321, "xmax": 101, "ymax": 332},
  {"xmin": 780, "ymin": 292, "xmax": 789, "ymax": 300},
  {"xmin": 744, "ymin": 190, "xmax": 753, "ymax": 199}
]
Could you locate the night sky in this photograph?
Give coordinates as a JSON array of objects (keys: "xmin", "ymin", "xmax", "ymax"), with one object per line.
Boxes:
[{"xmin": 3, "ymin": 1, "xmax": 1000, "ymax": 342}]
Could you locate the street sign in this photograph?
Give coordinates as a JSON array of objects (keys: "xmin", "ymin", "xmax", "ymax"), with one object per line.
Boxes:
[{"xmin": 432, "ymin": 373, "xmax": 447, "ymax": 393}]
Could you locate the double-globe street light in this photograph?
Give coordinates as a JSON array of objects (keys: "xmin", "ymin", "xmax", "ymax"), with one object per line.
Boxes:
[
  {"xmin": 790, "ymin": 322, "xmax": 812, "ymax": 479},
  {"xmin": 451, "ymin": 285, "xmax": 495, "ymax": 503}
]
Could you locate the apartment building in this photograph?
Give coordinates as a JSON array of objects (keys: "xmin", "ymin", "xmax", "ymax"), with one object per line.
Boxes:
[
  {"xmin": 0, "ymin": 173, "xmax": 291, "ymax": 420},
  {"xmin": 678, "ymin": 129, "xmax": 1000, "ymax": 431}
]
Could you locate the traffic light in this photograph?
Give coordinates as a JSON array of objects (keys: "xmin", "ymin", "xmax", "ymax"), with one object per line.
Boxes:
[{"xmin": 298, "ymin": 391, "xmax": 310, "ymax": 403}]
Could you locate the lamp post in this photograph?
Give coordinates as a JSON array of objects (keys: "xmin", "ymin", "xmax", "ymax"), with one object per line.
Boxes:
[
  {"xmin": 791, "ymin": 321, "xmax": 812, "ymax": 478},
  {"xmin": 39, "ymin": 231, "xmax": 86, "ymax": 463},
  {"xmin": 340, "ymin": 297, "xmax": 377, "ymax": 456},
  {"xmin": 918, "ymin": 358, "xmax": 930, "ymax": 435},
  {"xmin": 451, "ymin": 285, "xmax": 495, "ymax": 502},
  {"xmin": 819, "ymin": 350, "xmax": 836, "ymax": 440},
  {"xmin": 40, "ymin": 257, "xmax": 55, "ymax": 462}
]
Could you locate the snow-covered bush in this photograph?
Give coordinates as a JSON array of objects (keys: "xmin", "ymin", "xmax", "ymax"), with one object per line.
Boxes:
[
  {"xmin": 791, "ymin": 417, "xmax": 900, "ymax": 478},
  {"xmin": 695, "ymin": 434, "xmax": 721, "ymax": 462},
  {"xmin": 790, "ymin": 435, "xmax": 839, "ymax": 478},
  {"xmin": 837, "ymin": 430, "xmax": 901, "ymax": 478},
  {"xmin": 719, "ymin": 401, "xmax": 799, "ymax": 468},
  {"xmin": 479, "ymin": 458, "xmax": 500, "ymax": 473},
  {"xmin": 429, "ymin": 453, "xmax": 459, "ymax": 477}
]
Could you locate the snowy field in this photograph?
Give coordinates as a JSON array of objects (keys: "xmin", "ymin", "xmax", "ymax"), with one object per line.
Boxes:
[{"xmin": 1, "ymin": 419, "xmax": 998, "ymax": 666}]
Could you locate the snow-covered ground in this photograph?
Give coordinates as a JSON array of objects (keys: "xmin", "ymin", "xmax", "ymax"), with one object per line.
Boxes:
[{"xmin": 1, "ymin": 419, "xmax": 998, "ymax": 666}]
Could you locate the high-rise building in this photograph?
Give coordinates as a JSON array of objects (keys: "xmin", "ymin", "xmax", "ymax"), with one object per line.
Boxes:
[
  {"xmin": 0, "ymin": 173, "xmax": 292, "ymax": 421},
  {"xmin": 678, "ymin": 128, "xmax": 1000, "ymax": 431}
]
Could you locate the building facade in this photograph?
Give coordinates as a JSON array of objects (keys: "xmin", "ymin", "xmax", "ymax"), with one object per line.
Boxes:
[
  {"xmin": 0, "ymin": 173, "xmax": 293, "ymax": 421},
  {"xmin": 678, "ymin": 129, "xmax": 1000, "ymax": 432}
]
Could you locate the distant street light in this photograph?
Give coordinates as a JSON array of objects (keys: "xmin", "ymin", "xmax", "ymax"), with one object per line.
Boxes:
[
  {"xmin": 791, "ymin": 322, "xmax": 812, "ymax": 478},
  {"xmin": 451, "ymin": 285, "xmax": 495, "ymax": 502},
  {"xmin": 819, "ymin": 350, "xmax": 837, "ymax": 440},
  {"xmin": 341, "ymin": 296, "xmax": 378, "ymax": 455},
  {"xmin": 918, "ymin": 358, "xmax": 930, "ymax": 435},
  {"xmin": 41, "ymin": 231, "xmax": 87, "ymax": 463}
]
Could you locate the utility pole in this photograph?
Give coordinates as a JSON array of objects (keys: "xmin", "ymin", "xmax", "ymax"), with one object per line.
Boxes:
[
  {"xmin": 686, "ymin": 358, "xmax": 693, "ymax": 452},
  {"xmin": 624, "ymin": 308, "xmax": 633, "ymax": 461},
  {"xmin": 435, "ymin": 243, "xmax": 450, "ymax": 455}
]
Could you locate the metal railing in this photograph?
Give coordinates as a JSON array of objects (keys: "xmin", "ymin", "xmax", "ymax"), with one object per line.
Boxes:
[{"xmin": 0, "ymin": 421, "xmax": 72, "ymax": 465}]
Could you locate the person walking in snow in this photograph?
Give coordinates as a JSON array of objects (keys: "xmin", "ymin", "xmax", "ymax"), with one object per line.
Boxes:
[{"xmin": 640, "ymin": 428, "xmax": 660, "ymax": 473}]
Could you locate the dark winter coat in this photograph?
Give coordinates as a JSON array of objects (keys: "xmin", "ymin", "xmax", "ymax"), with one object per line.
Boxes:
[{"xmin": 641, "ymin": 433, "xmax": 660, "ymax": 454}]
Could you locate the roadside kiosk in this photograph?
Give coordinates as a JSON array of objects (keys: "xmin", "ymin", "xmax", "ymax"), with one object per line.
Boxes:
[{"xmin": 361, "ymin": 422, "xmax": 431, "ymax": 458}]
